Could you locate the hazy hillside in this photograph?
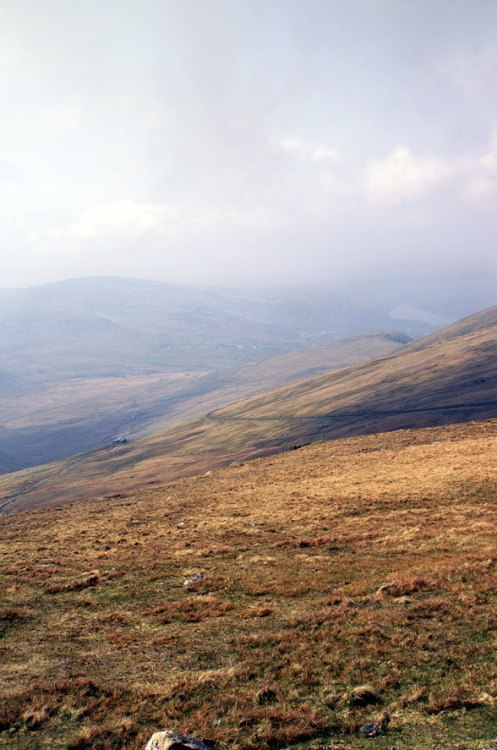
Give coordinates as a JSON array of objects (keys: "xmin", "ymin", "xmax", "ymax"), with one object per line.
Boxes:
[
  {"xmin": 0, "ymin": 277, "xmax": 433, "ymax": 382},
  {"xmin": 1, "ymin": 305, "xmax": 495, "ymax": 513},
  {"xmin": 0, "ymin": 275, "xmax": 428, "ymax": 474},
  {"xmin": 1, "ymin": 419, "xmax": 497, "ymax": 749},
  {"xmin": 2, "ymin": 275, "xmax": 476, "ymax": 476},
  {"xmin": 219, "ymin": 303, "xmax": 497, "ymax": 424},
  {"xmin": 0, "ymin": 329, "xmax": 409, "ymax": 474}
]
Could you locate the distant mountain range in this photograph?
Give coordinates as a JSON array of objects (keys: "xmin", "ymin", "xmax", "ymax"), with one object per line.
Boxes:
[
  {"xmin": 0, "ymin": 276, "xmax": 441, "ymax": 378},
  {"xmin": 1, "ymin": 300, "xmax": 495, "ymax": 513}
]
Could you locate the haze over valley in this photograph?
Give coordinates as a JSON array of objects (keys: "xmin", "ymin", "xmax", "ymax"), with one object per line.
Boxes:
[
  {"xmin": 0, "ymin": 275, "xmax": 439, "ymax": 475},
  {"xmin": 0, "ymin": 288, "xmax": 495, "ymax": 514}
]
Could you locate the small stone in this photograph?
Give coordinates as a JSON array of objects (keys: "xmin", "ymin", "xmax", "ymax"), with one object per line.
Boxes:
[
  {"xmin": 184, "ymin": 572, "xmax": 204, "ymax": 587},
  {"xmin": 360, "ymin": 723, "xmax": 380, "ymax": 738},
  {"xmin": 145, "ymin": 730, "xmax": 210, "ymax": 750}
]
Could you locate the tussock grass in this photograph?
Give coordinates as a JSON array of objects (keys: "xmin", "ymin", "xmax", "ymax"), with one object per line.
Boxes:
[{"xmin": 1, "ymin": 420, "xmax": 497, "ymax": 748}]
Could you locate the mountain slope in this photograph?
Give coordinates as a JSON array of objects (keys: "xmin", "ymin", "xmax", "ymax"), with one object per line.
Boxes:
[
  {"xmin": 1, "ymin": 419, "xmax": 497, "ymax": 749},
  {"xmin": 218, "ymin": 304, "xmax": 497, "ymax": 424},
  {"xmin": 0, "ymin": 275, "xmax": 433, "ymax": 473},
  {"xmin": 0, "ymin": 305, "xmax": 495, "ymax": 513},
  {"xmin": 0, "ymin": 330, "xmax": 409, "ymax": 474},
  {"xmin": 0, "ymin": 276, "xmax": 432, "ymax": 380}
]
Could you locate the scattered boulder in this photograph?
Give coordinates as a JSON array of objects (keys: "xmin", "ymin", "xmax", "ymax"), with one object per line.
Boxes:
[
  {"xmin": 360, "ymin": 723, "xmax": 380, "ymax": 738},
  {"xmin": 145, "ymin": 730, "xmax": 210, "ymax": 750},
  {"xmin": 184, "ymin": 572, "xmax": 204, "ymax": 588}
]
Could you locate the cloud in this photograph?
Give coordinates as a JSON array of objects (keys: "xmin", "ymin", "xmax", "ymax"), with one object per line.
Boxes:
[
  {"xmin": 35, "ymin": 200, "xmax": 185, "ymax": 240},
  {"xmin": 1, "ymin": 0, "xmax": 497, "ymax": 295},
  {"xmin": 479, "ymin": 135, "xmax": 497, "ymax": 171},
  {"xmin": 27, "ymin": 199, "xmax": 273, "ymax": 248},
  {"xmin": 436, "ymin": 48, "xmax": 497, "ymax": 99},
  {"xmin": 365, "ymin": 146, "xmax": 453, "ymax": 204},
  {"xmin": 277, "ymin": 137, "xmax": 341, "ymax": 163}
]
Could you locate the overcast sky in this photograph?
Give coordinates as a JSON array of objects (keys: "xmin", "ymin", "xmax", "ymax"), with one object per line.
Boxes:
[{"xmin": 1, "ymin": 0, "xmax": 497, "ymax": 296}]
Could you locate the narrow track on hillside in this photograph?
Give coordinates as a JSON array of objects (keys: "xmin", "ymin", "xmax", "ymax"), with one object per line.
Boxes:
[{"xmin": 206, "ymin": 399, "xmax": 497, "ymax": 422}]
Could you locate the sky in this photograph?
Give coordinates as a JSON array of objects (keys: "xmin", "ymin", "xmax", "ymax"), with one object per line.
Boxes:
[{"xmin": 1, "ymin": 0, "xmax": 497, "ymax": 298}]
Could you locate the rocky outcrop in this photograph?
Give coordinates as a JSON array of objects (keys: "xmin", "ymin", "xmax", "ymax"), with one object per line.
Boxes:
[{"xmin": 145, "ymin": 730, "xmax": 210, "ymax": 750}]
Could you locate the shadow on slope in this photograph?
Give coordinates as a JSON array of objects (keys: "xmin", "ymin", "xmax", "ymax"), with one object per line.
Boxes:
[
  {"xmin": 0, "ymin": 331, "xmax": 410, "ymax": 474},
  {"xmin": 0, "ymin": 305, "xmax": 496, "ymax": 512}
]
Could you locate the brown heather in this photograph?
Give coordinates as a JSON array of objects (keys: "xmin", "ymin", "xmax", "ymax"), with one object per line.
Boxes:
[{"xmin": 1, "ymin": 419, "xmax": 497, "ymax": 749}]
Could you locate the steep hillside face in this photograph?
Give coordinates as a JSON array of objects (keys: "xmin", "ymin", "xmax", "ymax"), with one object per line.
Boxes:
[
  {"xmin": 0, "ymin": 306, "xmax": 495, "ymax": 512},
  {"xmin": 405, "ymin": 303, "xmax": 497, "ymax": 348},
  {"xmin": 218, "ymin": 303, "xmax": 497, "ymax": 426},
  {"xmin": 0, "ymin": 276, "xmax": 429, "ymax": 474},
  {"xmin": 0, "ymin": 329, "xmax": 409, "ymax": 475}
]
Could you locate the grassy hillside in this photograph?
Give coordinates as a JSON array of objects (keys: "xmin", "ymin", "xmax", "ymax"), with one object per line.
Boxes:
[
  {"xmin": 1, "ymin": 420, "xmax": 497, "ymax": 749},
  {"xmin": 218, "ymin": 304, "xmax": 497, "ymax": 425},
  {"xmin": 0, "ymin": 277, "xmax": 430, "ymax": 382},
  {"xmin": 0, "ymin": 274, "xmax": 429, "ymax": 474},
  {"xmin": 0, "ymin": 331, "xmax": 409, "ymax": 474},
  {"xmin": 1, "ymin": 306, "xmax": 495, "ymax": 513}
]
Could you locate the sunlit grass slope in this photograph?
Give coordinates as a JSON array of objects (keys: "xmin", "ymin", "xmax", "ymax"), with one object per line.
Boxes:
[
  {"xmin": 1, "ymin": 420, "xmax": 497, "ymax": 749},
  {"xmin": 218, "ymin": 304, "xmax": 497, "ymax": 422},
  {"xmin": 0, "ymin": 306, "xmax": 495, "ymax": 512},
  {"xmin": 0, "ymin": 330, "xmax": 408, "ymax": 475}
]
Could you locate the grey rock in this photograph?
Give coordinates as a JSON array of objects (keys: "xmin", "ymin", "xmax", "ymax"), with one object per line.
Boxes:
[
  {"xmin": 145, "ymin": 730, "xmax": 210, "ymax": 750},
  {"xmin": 360, "ymin": 723, "xmax": 380, "ymax": 738},
  {"xmin": 184, "ymin": 572, "xmax": 204, "ymax": 588}
]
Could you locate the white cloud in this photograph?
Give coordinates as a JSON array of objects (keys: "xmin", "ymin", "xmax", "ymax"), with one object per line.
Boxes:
[
  {"xmin": 365, "ymin": 146, "xmax": 453, "ymax": 204},
  {"xmin": 2, "ymin": 1, "xmax": 497, "ymax": 291},
  {"xmin": 437, "ymin": 49, "xmax": 497, "ymax": 98},
  {"xmin": 480, "ymin": 137, "xmax": 497, "ymax": 171},
  {"xmin": 277, "ymin": 137, "xmax": 341, "ymax": 163},
  {"xmin": 38, "ymin": 102, "xmax": 82, "ymax": 132},
  {"xmin": 27, "ymin": 199, "xmax": 273, "ymax": 247},
  {"xmin": 459, "ymin": 136, "xmax": 497, "ymax": 201},
  {"xmin": 28, "ymin": 200, "xmax": 181, "ymax": 241}
]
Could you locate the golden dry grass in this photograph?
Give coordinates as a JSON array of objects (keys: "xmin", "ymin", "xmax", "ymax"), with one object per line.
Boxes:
[{"xmin": 1, "ymin": 419, "xmax": 497, "ymax": 748}]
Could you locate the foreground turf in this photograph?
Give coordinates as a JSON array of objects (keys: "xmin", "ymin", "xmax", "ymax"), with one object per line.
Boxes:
[{"xmin": 1, "ymin": 420, "xmax": 497, "ymax": 749}]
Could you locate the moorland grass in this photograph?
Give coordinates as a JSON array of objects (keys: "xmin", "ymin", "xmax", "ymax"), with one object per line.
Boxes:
[{"xmin": 1, "ymin": 420, "xmax": 497, "ymax": 749}]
